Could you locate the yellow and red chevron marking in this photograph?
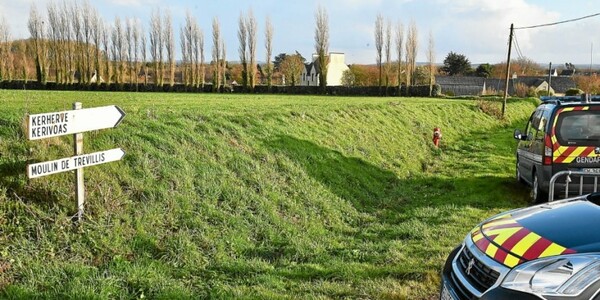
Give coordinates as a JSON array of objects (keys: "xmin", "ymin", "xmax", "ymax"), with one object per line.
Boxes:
[
  {"xmin": 551, "ymin": 107, "xmax": 599, "ymax": 164},
  {"xmin": 471, "ymin": 215, "xmax": 576, "ymax": 267},
  {"xmin": 553, "ymin": 146, "xmax": 598, "ymax": 163}
]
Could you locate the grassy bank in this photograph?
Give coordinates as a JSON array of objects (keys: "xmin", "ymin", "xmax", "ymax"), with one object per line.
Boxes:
[{"xmin": 0, "ymin": 90, "xmax": 536, "ymax": 299}]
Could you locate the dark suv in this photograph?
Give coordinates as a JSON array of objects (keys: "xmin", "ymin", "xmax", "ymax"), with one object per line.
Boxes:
[{"xmin": 514, "ymin": 95, "xmax": 600, "ymax": 202}]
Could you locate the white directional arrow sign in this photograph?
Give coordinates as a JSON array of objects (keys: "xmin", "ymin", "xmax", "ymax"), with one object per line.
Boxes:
[
  {"xmin": 27, "ymin": 105, "xmax": 125, "ymax": 140},
  {"xmin": 27, "ymin": 148, "xmax": 125, "ymax": 179}
]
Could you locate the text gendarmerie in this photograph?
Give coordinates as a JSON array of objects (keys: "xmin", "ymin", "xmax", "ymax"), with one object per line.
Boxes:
[
  {"xmin": 30, "ymin": 112, "xmax": 69, "ymax": 138},
  {"xmin": 576, "ymin": 157, "xmax": 600, "ymax": 164}
]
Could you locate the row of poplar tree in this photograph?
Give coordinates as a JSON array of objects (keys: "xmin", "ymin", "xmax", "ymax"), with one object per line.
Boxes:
[{"xmin": 0, "ymin": 1, "xmax": 320, "ymax": 90}]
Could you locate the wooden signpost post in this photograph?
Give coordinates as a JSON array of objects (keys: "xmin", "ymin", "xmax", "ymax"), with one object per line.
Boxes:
[{"xmin": 27, "ymin": 102, "xmax": 126, "ymax": 221}]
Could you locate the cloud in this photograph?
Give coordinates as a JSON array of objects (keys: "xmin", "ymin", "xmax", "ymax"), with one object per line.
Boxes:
[
  {"xmin": 0, "ymin": 0, "xmax": 41, "ymax": 38},
  {"xmin": 107, "ymin": 0, "xmax": 158, "ymax": 6},
  {"xmin": 1, "ymin": 0, "xmax": 597, "ymax": 65},
  {"xmin": 429, "ymin": 0, "xmax": 600, "ymax": 64}
]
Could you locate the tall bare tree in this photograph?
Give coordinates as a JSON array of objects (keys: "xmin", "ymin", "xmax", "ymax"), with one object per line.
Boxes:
[
  {"xmin": 17, "ymin": 42, "xmax": 28, "ymax": 82},
  {"xmin": 181, "ymin": 13, "xmax": 196, "ymax": 88},
  {"xmin": 101, "ymin": 23, "xmax": 111, "ymax": 84},
  {"xmin": 47, "ymin": 1, "xmax": 59, "ymax": 83},
  {"xmin": 111, "ymin": 16, "xmax": 126, "ymax": 84},
  {"xmin": 238, "ymin": 12, "xmax": 248, "ymax": 88},
  {"xmin": 221, "ymin": 40, "xmax": 227, "ymax": 86},
  {"xmin": 81, "ymin": 0, "xmax": 94, "ymax": 83},
  {"xmin": 193, "ymin": 22, "xmax": 205, "ymax": 88},
  {"xmin": 374, "ymin": 14, "xmax": 384, "ymax": 89},
  {"xmin": 91, "ymin": 8, "xmax": 103, "ymax": 85},
  {"xmin": 384, "ymin": 19, "xmax": 392, "ymax": 88},
  {"xmin": 427, "ymin": 30, "xmax": 436, "ymax": 96},
  {"xmin": 314, "ymin": 6, "xmax": 329, "ymax": 92},
  {"xmin": 133, "ymin": 19, "xmax": 141, "ymax": 87},
  {"xmin": 395, "ymin": 21, "xmax": 404, "ymax": 88},
  {"xmin": 126, "ymin": 18, "xmax": 135, "ymax": 84},
  {"xmin": 140, "ymin": 23, "xmax": 147, "ymax": 85},
  {"xmin": 247, "ymin": 9, "xmax": 258, "ymax": 89},
  {"xmin": 70, "ymin": 1, "xmax": 84, "ymax": 83},
  {"xmin": 264, "ymin": 16, "xmax": 274, "ymax": 88},
  {"xmin": 149, "ymin": 10, "xmax": 162, "ymax": 86},
  {"xmin": 0, "ymin": 16, "xmax": 11, "ymax": 81},
  {"xmin": 164, "ymin": 11, "xmax": 175, "ymax": 86},
  {"xmin": 180, "ymin": 24, "xmax": 190, "ymax": 86},
  {"xmin": 212, "ymin": 17, "xmax": 221, "ymax": 91},
  {"xmin": 157, "ymin": 11, "xmax": 165, "ymax": 86},
  {"xmin": 405, "ymin": 20, "xmax": 418, "ymax": 86},
  {"xmin": 28, "ymin": 4, "xmax": 48, "ymax": 84},
  {"xmin": 61, "ymin": 1, "xmax": 74, "ymax": 83}
]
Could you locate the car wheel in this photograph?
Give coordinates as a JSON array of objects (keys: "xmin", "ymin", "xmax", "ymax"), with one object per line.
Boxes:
[{"xmin": 531, "ymin": 172, "xmax": 548, "ymax": 203}]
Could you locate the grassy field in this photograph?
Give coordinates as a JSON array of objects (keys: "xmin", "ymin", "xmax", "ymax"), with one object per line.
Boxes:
[{"xmin": 0, "ymin": 90, "xmax": 537, "ymax": 299}]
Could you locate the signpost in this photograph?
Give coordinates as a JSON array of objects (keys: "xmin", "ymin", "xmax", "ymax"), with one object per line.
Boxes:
[
  {"xmin": 27, "ymin": 148, "xmax": 125, "ymax": 179},
  {"xmin": 27, "ymin": 102, "xmax": 125, "ymax": 222},
  {"xmin": 27, "ymin": 105, "xmax": 125, "ymax": 140}
]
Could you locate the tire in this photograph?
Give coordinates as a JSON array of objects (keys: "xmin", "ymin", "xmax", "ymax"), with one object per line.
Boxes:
[{"xmin": 531, "ymin": 171, "xmax": 548, "ymax": 203}]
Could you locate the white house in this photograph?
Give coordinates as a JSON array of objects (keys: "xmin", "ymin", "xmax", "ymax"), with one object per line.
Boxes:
[{"xmin": 301, "ymin": 52, "xmax": 349, "ymax": 86}]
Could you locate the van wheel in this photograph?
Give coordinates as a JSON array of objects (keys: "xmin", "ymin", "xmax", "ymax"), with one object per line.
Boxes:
[{"xmin": 531, "ymin": 172, "xmax": 548, "ymax": 203}]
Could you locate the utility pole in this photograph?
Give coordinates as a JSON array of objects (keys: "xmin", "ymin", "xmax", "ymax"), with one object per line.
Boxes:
[
  {"xmin": 547, "ymin": 62, "xmax": 552, "ymax": 96},
  {"xmin": 502, "ymin": 23, "xmax": 514, "ymax": 118}
]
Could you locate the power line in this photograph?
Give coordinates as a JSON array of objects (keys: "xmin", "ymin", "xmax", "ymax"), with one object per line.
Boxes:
[
  {"xmin": 515, "ymin": 12, "xmax": 600, "ymax": 30},
  {"xmin": 512, "ymin": 32, "xmax": 526, "ymax": 60}
]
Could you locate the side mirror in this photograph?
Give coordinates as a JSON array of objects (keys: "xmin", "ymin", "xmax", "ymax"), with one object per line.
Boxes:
[{"xmin": 514, "ymin": 129, "xmax": 525, "ymax": 140}]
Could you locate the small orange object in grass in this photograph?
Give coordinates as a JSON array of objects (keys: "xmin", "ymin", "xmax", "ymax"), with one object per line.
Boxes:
[{"xmin": 433, "ymin": 127, "xmax": 442, "ymax": 147}]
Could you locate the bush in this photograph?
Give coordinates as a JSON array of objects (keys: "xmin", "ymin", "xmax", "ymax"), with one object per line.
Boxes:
[
  {"xmin": 565, "ymin": 88, "xmax": 584, "ymax": 96},
  {"xmin": 482, "ymin": 88, "xmax": 501, "ymax": 96},
  {"xmin": 514, "ymin": 83, "xmax": 529, "ymax": 98},
  {"xmin": 0, "ymin": 80, "xmax": 445, "ymax": 97},
  {"xmin": 476, "ymin": 99, "xmax": 503, "ymax": 119},
  {"xmin": 537, "ymin": 90, "xmax": 552, "ymax": 97},
  {"xmin": 526, "ymin": 87, "xmax": 538, "ymax": 98},
  {"xmin": 400, "ymin": 84, "xmax": 440, "ymax": 97}
]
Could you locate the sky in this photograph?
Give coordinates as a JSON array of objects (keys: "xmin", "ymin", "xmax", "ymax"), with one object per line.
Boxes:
[{"xmin": 1, "ymin": 0, "xmax": 599, "ymax": 66}]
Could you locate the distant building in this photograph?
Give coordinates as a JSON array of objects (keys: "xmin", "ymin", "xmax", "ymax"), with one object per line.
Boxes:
[
  {"xmin": 435, "ymin": 75, "xmax": 576, "ymax": 96},
  {"xmin": 301, "ymin": 52, "xmax": 349, "ymax": 86},
  {"xmin": 75, "ymin": 70, "xmax": 104, "ymax": 83}
]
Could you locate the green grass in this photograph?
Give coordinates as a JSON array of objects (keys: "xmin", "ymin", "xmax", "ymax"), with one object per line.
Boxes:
[{"xmin": 0, "ymin": 90, "xmax": 537, "ymax": 299}]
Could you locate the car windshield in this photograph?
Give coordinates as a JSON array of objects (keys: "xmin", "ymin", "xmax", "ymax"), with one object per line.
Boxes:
[{"xmin": 557, "ymin": 111, "xmax": 600, "ymax": 144}]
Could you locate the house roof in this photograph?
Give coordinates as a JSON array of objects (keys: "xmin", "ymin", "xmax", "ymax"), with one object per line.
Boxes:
[
  {"xmin": 304, "ymin": 61, "xmax": 321, "ymax": 75},
  {"xmin": 435, "ymin": 76, "xmax": 484, "ymax": 86},
  {"xmin": 517, "ymin": 76, "xmax": 576, "ymax": 94},
  {"xmin": 435, "ymin": 75, "xmax": 576, "ymax": 96},
  {"xmin": 434, "ymin": 76, "xmax": 485, "ymax": 96}
]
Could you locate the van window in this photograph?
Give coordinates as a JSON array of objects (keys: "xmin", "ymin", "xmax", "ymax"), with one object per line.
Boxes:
[
  {"xmin": 535, "ymin": 110, "xmax": 550, "ymax": 141},
  {"xmin": 524, "ymin": 112, "xmax": 536, "ymax": 140},
  {"xmin": 556, "ymin": 111, "xmax": 600, "ymax": 146},
  {"xmin": 529, "ymin": 110, "xmax": 544, "ymax": 141}
]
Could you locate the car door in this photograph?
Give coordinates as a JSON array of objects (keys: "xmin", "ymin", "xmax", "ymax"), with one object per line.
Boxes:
[{"xmin": 518, "ymin": 109, "xmax": 543, "ymax": 183}]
